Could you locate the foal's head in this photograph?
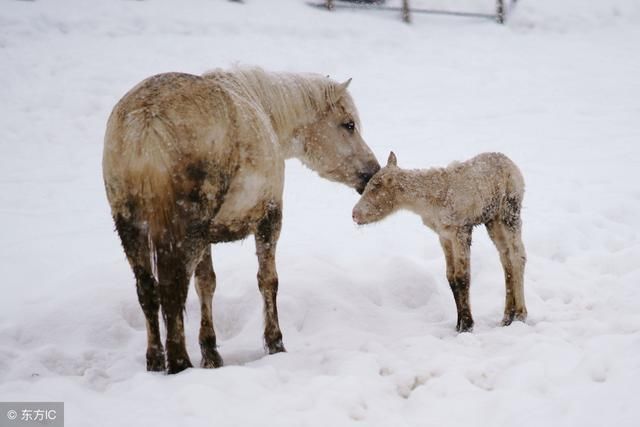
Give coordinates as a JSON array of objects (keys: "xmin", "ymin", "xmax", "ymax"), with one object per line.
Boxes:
[
  {"xmin": 352, "ymin": 151, "xmax": 403, "ymax": 225},
  {"xmin": 295, "ymin": 78, "xmax": 380, "ymax": 194}
]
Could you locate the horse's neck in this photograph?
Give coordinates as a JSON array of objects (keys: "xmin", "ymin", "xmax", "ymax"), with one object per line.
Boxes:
[{"xmin": 247, "ymin": 73, "xmax": 321, "ymax": 157}]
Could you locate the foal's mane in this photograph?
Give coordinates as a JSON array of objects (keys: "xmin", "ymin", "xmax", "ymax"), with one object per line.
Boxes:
[{"xmin": 203, "ymin": 66, "xmax": 344, "ymax": 136}]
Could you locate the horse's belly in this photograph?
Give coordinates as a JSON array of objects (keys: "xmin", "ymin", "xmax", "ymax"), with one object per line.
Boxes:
[
  {"xmin": 209, "ymin": 172, "xmax": 278, "ymax": 243},
  {"xmin": 209, "ymin": 205, "xmax": 265, "ymax": 243},
  {"xmin": 209, "ymin": 220, "xmax": 255, "ymax": 243}
]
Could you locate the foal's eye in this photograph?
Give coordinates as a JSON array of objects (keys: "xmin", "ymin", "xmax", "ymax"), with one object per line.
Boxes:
[{"xmin": 341, "ymin": 121, "xmax": 355, "ymax": 133}]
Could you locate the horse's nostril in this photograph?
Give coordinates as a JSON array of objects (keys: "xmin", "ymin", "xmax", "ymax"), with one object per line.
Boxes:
[
  {"xmin": 359, "ymin": 162, "xmax": 380, "ymax": 184},
  {"xmin": 358, "ymin": 172, "xmax": 373, "ymax": 184},
  {"xmin": 356, "ymin": 168, "xmax": 377, "ymax": 194}
]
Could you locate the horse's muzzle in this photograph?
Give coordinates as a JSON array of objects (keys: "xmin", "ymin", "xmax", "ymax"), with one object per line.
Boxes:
[
  {"xmin": 356, "ymin": 164, "xmax": 380, "ymax": 194},
  {"xmin": 356, "ymin": 180, "xmax": 368, "ymax": 195}
]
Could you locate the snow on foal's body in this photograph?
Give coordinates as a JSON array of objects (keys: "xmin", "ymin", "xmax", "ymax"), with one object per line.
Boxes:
[
  {"xmin": 103, "ymin": 67, "xmax": 380, "ymax": 374},
  {"xmin": 353, "ymin": 152, "xmax": 527, "ymax": 332}
]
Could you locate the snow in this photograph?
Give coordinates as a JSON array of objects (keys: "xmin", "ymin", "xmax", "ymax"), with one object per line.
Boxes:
[{"xmin": 1, "ymin": 0, "xmax": 639, "ymax": 425}]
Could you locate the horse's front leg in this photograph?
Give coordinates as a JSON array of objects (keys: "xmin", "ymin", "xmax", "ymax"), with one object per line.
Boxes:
[{"xmin": 255, "ymin": 203, "xmax": 286, "ymax": 354}]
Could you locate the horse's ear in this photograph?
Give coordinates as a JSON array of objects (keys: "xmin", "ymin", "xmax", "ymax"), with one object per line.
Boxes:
[
  {"xmin": 387, "ymin": 151, "xmax": 398, "ymax": 167},
  {"xmin": 339, "ymin": 78, "xmax": 352, "ymax": 91},
  {"xmin": 331, "ymin": 78, "xmax": 352, "ymax": 103}
]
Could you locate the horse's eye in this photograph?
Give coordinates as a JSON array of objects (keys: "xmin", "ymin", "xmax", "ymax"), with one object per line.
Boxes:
[{"xmin": 341, "ymin": 121, "xmax": 355, "ymax": 133}]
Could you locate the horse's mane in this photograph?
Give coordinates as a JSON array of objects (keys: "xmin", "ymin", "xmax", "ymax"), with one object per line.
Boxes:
[{"xmin": 203, "ymin": 66, "xmax": 345, "ymax": 137}]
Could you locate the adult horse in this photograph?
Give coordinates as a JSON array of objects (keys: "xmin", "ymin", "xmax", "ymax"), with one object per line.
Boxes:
[{"xmin": 103, "ymin": 67, "xmax": 380, "ymax": 373}]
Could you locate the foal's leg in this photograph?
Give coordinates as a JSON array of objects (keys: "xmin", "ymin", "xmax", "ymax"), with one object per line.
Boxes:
[
  {"xmin": 443, "ymin": 228, "xmax": 474, "ymax": 332},
  {"xmin": 486, "ymin": 219, "xmax": 527, "ymax": 325},
  {"xmin": 194, "ymin": 246, "xmax": 223, "ymax": 368},
  {"xmin": 255, "ymin": 204, "xmax": 286, "ymax": 354},
  {"xmin": 114, "ymin": 214, "xmax": 165, "ymax": 372},
  {"xmin": 157, "ymin": 246, "xmax": 194, "ymax": 374},
  {"xmin": 439, "ymin": 236, "xmax": 455, "ymax": 286}
]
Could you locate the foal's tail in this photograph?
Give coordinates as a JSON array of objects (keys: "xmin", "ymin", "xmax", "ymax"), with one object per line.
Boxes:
[{"xmin": 502, "ymin": 155, "xmax": 525, "ymax": 229}]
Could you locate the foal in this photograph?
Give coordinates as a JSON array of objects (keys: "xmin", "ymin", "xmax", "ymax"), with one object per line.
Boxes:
[{"xmin": 352, "ymin": 152, "xmax": 527, "ymax": 332}]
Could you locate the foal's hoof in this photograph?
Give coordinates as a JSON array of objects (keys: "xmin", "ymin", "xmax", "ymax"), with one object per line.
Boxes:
[
  {"xmin": 167, "ymin": 357, "xmax": 193, "ymax": 375},
  {"xmin": 146, "ymin": 349, "xmax": 166, "ymax": 372},
  {"xmin": 201, "ymin": 350, "xmax": 224, "ymax": 369},
  {"xmin": 267, "ymin": 339, "xmax": 286, "ymax": 354},
  {"xmin": 501, "ymin": 311, "xmax": 527, "ymax": 326}
]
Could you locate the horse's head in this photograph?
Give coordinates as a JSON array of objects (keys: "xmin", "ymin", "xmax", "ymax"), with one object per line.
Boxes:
[{"xmin": 294, "ymin": 78, "xmax": 380, "ymax": 194}]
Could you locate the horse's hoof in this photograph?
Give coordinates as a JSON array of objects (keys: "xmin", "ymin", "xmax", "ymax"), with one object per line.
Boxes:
[
  {"xmin": 267, "ymin": 339, "xmax": 286, "ymax": 354},
  {"xmin": 201, "ymin": 350, "xmax": 224, "ymax": 369},
  {"xmin": 456, "ymin": 317, "xmax": 474, "ymax": 333},
  {"xmin": 167, "ymin": 357, "xmax": 193, "ymax": 374},
  {"xmin": 146, "ymin": 349, "xmax": 166, "ymax": 372},
  {"xmin": 199, "ymin": 336, "xmax": 223, "ymax": 368}
]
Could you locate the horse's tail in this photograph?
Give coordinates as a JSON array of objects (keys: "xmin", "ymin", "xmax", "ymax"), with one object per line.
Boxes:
[{"xmin": 103, "ymin": 106, "xmax": 181, "ymax": 251}]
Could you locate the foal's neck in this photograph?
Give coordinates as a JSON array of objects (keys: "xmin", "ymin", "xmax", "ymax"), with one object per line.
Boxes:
[{"xmin": 396, "ymin": 168, "xmax": 448, "ymax": 213}]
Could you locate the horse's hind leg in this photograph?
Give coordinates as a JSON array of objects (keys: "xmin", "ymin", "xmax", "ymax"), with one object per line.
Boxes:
[
  {"xmin": 194, "ymin": 246, "xmax": 223, "ymax": 368},
  {"xmin": 486, "ymin": 215, "xmax": 527, "ymax": 326},
  {"xmin": 255, "ymin": 204, "xmax": 286, "ymax": 354},
  {"xmin": 114, "ymin": 214, "xmax": 165, "ymax": 372},
  {"xmin": 156, "ymin": 245, "xmax": 194, "ymax": 374}
]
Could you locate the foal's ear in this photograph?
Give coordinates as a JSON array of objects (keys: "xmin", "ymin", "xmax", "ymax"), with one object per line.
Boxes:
[{"xmin": 387, "ymin": 151, "xmax": 398, "ymax": 167}]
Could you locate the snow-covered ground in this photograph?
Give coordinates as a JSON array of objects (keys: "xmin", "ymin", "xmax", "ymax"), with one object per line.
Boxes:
[{"xmin": 1, "ymin": 0, "xmax": 640, "ymax": 425}]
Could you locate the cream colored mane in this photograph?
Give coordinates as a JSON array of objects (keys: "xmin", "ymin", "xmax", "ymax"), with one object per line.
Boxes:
[{"xmin": 203, "ymin": 66, "xmax": 352, "ymax": 140}]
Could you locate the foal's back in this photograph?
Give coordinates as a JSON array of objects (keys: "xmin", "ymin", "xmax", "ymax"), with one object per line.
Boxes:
[{"xmin": 442, "ymin": 152, "xmax": 524, "ymax": 227}]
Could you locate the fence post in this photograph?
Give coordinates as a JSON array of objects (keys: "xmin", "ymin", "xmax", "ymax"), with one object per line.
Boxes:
[
  {"xmin": 496, "ymin": 0, "xmax": 504, "ymax": 23},
  {"xmin": 402, "ymin": 0, "xmax": 411, "ymax": 23}
]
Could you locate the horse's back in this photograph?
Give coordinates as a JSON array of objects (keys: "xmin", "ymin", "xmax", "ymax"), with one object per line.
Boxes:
[
  {"xmin": 103, "ymin": 71, "xmax": 283, "ymax": 243},
  {"xmin": 103, "ymin": 73, "xmax": 240, "ymax": 239},
  {"xmin": 104, "ymin": 72, "xmax": 235, "ymax": 162}
]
